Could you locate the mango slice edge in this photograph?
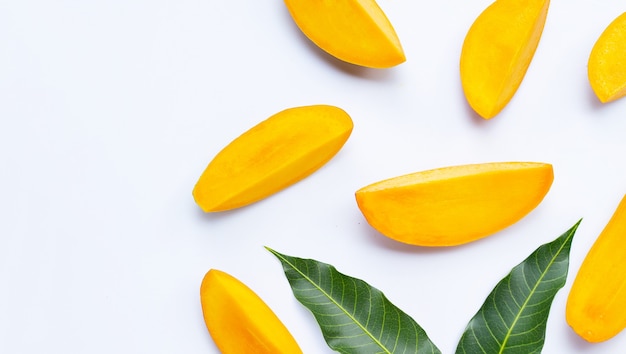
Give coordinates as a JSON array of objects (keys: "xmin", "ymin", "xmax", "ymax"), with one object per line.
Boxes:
[
  {"xmin": 284, "ymin": 0, "xmax": 405, "ymax": 68},
  {"xmin": 355, "ymin": 162, "xmax": 554, "ymax": 246},
  {"xmin": 566, "ymin": 194, "xmax": 626, "ymax": 342},
  {"xmin": 193, "ymin": 104, "xmax": 353, "ymax": 212},
  {"xmin": 200, "ymin": 269, "xmax": 303, "ymax": 353}
]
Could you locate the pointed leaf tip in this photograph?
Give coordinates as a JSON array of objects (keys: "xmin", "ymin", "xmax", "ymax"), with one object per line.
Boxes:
[
  {"xmin": 268, "ymin": 248, "xmax": 441, "ymax": 354},
  {"xmin": 456, "ymin": 220, "xmax": 581, "ymax": 354}
]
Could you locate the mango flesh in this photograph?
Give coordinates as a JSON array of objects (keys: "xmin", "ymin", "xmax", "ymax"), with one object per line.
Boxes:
[
  {"xmin": 284, "ymin": 0, "xmax": 405, "ymax": 68},
  {"xmin": 200, "ymin": 269, "xmax": 303, "ymax": 353},
  {"xmin": 588, "ymin": 12, "xmax": 626, "ymax": 103},
  {"xmin": 460, "ymin": 0, "xmax": 550, "ymax": 119},
  {"xmin": 193, "ymin": 105, "xmax": 353, "ymax": 212},
  {"xmin": 566, "ymin": 195, "xmax": 626, "ymax": 342},
  {"xmin": 355, "ymin": 162, "xmax": 553, "ymax": 246}
]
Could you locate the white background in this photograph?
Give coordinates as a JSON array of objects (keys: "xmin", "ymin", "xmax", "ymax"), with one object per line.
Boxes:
[{"xmin": 1, "ymin": 1, "xmax": 626, "ymax": 353}]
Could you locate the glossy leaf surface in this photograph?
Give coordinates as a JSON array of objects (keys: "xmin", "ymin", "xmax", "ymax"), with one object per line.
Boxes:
[
  {"xmin": 456, "ymin": 220, "xmax": 581, "ymax": 353},
  {"xmin": 267, "ymin": 247, "xmax": 441, "ymax": 354}
]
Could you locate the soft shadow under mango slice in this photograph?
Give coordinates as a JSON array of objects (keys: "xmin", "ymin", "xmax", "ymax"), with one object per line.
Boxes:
[
  {"xmin": 588, "ymin": 12, "xmax": 626, "ymax": 103},
  {"xmin": 200, "ymin": 269, "xmax": 302, "ymax": 353},
  {"xmin": 355, "ymin": 162, "xmax": 554, "ymax": 246},
  {"xmin": 566, "ymin": 195, "xmax": 626, "ymax": 343},
  {"xmin": 284, "ymin": 0, "xmax": 405, "ymax": 68},
  {"xmin": 193, "ymin": 105, "xmax": 353, "ymax": 212},
  {"xmin": 460, "ymin": 0, "xmax": 550, "ymax": 119}
]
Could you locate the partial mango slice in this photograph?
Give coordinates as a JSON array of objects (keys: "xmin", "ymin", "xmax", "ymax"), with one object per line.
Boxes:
[
  {"xmin": 588, "ymin": 12, "xmax": 626, "ymax": 103},
  {"xmin": 200, "ymin": 269, "xmax": 302, "ymax": 353},
  {"xmin": 460, "ymin": 0, "xmax": 550, "ymax": 119},
  {"xmin": 566, "ymin": 195, "xmax": 626, "ymax": 342},
  {"xmin": 193, "ymin": 105, "xmax": 353, "ymax": 212},
  {"xmin": 284, "ymin": 0, "xmax": 405, "ymax": 68},
  {"xmin": 355, "ymin": 162, "xmax": 553, "ymax": 246}
]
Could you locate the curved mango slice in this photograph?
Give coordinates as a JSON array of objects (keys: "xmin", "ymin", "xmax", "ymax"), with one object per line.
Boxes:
[
  {"xmin": 566, "ymin": 195, "xmax": 626, "ymax": 342},
  {"xmin": 355, "ymin": 162, "xmax": 553, "ymax": 246},
  {"xmin": 193, "ymin": 105, "xmax": 353, "ymax": 212},
  {"xmin": 200, "ymin": 269, "xmax": 302, "ymax": 353},
  {"xmin": 460, "ymin": 0, "xmax": 550, "ymax": 119},
  {"xmin": 588, "ymin": 12, "xmax": 626, "ymax": 103},
  {"xmin": 284, "ymin": 0, "xmax": 405, "ymax": 68}
]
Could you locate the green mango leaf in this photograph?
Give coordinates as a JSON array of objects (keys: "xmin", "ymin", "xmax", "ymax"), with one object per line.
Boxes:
[
  {"xmin": 456, "ymin": 219, "xmax": 581, "ymax": 354},
  {"xmin": 266, "ymin": 247, "xmax": 441, "ymax": 354}
]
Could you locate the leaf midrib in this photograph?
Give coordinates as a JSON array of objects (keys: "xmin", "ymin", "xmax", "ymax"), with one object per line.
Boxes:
[
  {"xmin": 497, "ymin": 227, "xmax": 574, "ymax": 353},
  {"xmin": 270, "ymin": 249, "xmax": 392, "ymax": 354}
]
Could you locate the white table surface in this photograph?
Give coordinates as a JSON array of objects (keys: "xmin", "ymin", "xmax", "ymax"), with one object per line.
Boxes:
[{"xmin": 2, "ymin": 1, "xmax": 626, "ymax": 353}]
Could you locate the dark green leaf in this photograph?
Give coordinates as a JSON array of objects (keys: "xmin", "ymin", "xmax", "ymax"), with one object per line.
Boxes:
[
  {"xmin": 266, "ymin": 247, "xmax": 441, "ymax": 354},
  {"xmin": 456, "ymin": 219, "xmax": 581, "ymax": 354}
]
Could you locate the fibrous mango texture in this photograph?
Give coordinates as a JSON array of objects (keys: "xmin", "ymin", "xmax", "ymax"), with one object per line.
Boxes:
[
  {"xmin": 460, "ymin": 0, "xmax": 550, "ymax": 119},
  {"xmin": 355, "ymin": 162, "xmax": 554, "ymax": 246},
  {"xmin": 193, "ymin": 105, "xmax": 353, "ymax": 212},
  {"xmin": 284, "ymin": 0, "xmax": 405, "ymax": 68},
  {"xmin": 200, "ymin": 269, "xmax": 303, "ymax": 353},
  {"xmin": 588, "ymin": 12, "xmax": 626, "ymax": 103},
  {"xmin": 566, "ymin": 195, "xmax": 626, "ymax": 342}
]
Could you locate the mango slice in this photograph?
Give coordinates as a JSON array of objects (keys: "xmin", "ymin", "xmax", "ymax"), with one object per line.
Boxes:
[
  {"xmin": 200, "ymin": 269, "xmax": 302, "ymax": 353},
  {"xmin": 284, "ymin": 0, "xmax": 405, "ymax": 68},
  {"xmin": 355, "ymin": 162, "xmax": 554, "ymax": 246},
  {"xmin": 566, "ymin": 195, "xmax": 626, "ymax": 342},
  {"xmin": 193, "ymin": 105, "xmax": 353, "ymax": 212},
  {"xmin": 460, "ymin": 0, "xmax": 550, "ymax": 119},
  {"xmin": 588, "ymin": 12, "xmax": 626, "ymax": 103}
]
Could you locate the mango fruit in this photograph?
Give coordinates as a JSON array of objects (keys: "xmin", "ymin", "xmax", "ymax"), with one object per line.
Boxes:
[
  {"xmin": 588, "ymin": 12, "xmax": 626, "ymax": 103},
  {"xmin": 200, "ymin": 269, "xmax": 303, "ymax": 353},
  {"xmin": 284, "ymin": 0, "xmax": 405, "ymax": 68},
  {"xmin": 566, "ymin": 195, "xmax": 626, "ymax": 342},
  {"xmin": 193, "ymin": 105, "xmax": 353, "ymax": 212},
  {"xmin": 355, "ymin": 162, "xmax": 554, "ymax": 246},
  {"xmin": 460, "ymin": 0, "xmax": 550, "ymax": 119}
]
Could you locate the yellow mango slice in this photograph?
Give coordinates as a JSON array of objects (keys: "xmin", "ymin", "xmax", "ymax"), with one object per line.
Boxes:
[
  {"xmin": 193, "ymin": 105, "xmax": 353, "ymax": 212},
  {"xmin": 284, "ymin": 0, "xmax": 405, "ymax": 68},
  {"xmin": 566, "ymin": 195, "xmax": 626, "ymax": 342},
  {"xmin": 355, "ymin": 162, "xmax": 554, "ymax": 246},
  {"xmin": 200, "ymin": 269, "xmax": 302, "ymax": 353},
  {"xmin": 588, "ymin": 12, "xmax": 626, "ymax": 103},
  {"xmin": 460, "ymin": 0, "xmax": 550, "ymax": 119}
]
